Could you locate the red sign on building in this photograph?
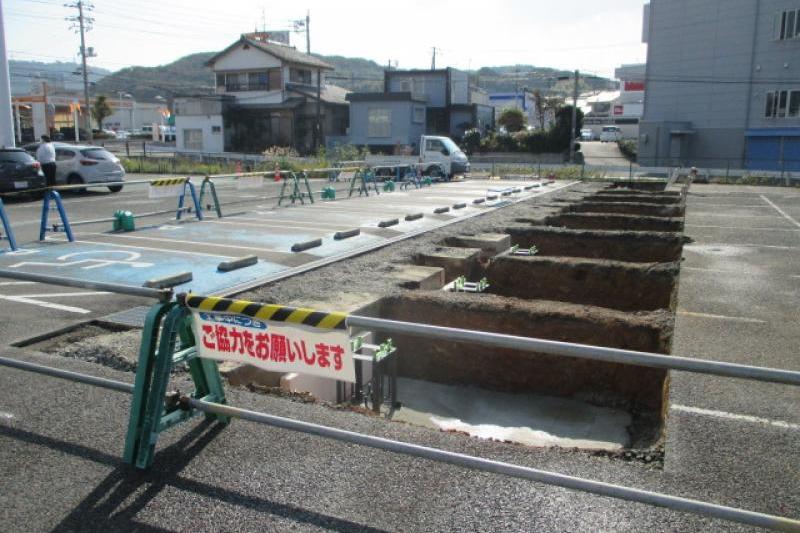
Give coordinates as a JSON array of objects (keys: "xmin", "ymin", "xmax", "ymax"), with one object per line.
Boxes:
[
  {"xmin": 613, "ymin": 105, "xmax": 624, "ymax": 116},
  {"xmin": 624, "ymin": 81, "xmax": 645, "ymax": 92}
]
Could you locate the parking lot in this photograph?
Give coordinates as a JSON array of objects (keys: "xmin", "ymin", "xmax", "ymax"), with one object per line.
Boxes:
[{"xmin": 0, "ymin": 176, "xmax": 569, "ymax": 342}]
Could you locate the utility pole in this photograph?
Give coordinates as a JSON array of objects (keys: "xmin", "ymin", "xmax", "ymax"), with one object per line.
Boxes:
[
  {"xmin": 0, "ymin": 0, "xmax": 16, "ymax": 147},
  {"xmin": 431, "ymin": 47, "xmax": 437, "ymax": 70},
  {"xmin": 67, "ymin": 1, "xmax": 94, "ymax": 142},
  {"xmin": 569, "ymin": 69, "xmax": 579, "ymax": 164},
  {"xmin": 314, "ymin": 67, "xmax": 321, "ymax": 153},
  {"xmin": 305, "ymin": 11, "xmax": 310, "ymax": 54}
]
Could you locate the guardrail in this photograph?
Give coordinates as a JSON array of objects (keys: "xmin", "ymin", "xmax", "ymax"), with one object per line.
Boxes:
[{"xmin": 0, "ymin": 290, "xmax": 798, "ymax": 530}]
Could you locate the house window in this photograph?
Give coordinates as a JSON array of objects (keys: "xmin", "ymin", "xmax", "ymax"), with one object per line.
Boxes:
[
  {"xmin": 216, "ymin": 74, "xmax": 225, "ymax": 89},
  {"xmin": 413, "ymin": 106, "xmax": 425, "ymax": 124},
  {"xmin": 368, "ymin": 108, "xmax": 391, "ymax": 137},
  {"xmin": 290, "ymin": 68, "xmax": 312, "ymax": 85},
  {"xmin": 224, "ymin": 73, "xmax": 246, "ymax": 92},
  {"xmin": 248, "ymin": 71, "xmax": 269, "ymax": 91},
  {"xmin": 775, "ymin": 9, "xmax": 800, "ymax": 40},
  {"xmin": 412, "ymin": 78, "xmax": 425, "ymax": 99},
  {"xmin": 399, "ymin": 80, "xmax": 411, "ymax": 92},
  {"xmin": 789, "ymin": 90, "xmax": 800, "ymax": 117},
  {"xmin": 765, "ymin": 89, "xmax": 799, "ymax": 118},
  {"xmin": 211, "ymin": 125, "xmax": 222, "ymax": 134},
  {"xmin": 183, "ymin": 129, "xmax": 203, "ymax": 151}
]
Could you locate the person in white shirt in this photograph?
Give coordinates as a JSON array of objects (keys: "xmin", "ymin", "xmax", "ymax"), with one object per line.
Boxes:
[{"xmin": 35, "ymin": 135, "xmax": 57, "ymax": 187}]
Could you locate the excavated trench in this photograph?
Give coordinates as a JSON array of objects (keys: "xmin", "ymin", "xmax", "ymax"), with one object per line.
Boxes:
[
  {"xmin": 31, "ymin": 181, "xmax": 687, "ymax": 457},
  {"xmin": 388, "ymin": 183, "xmax": 686, "ymax": 451}
]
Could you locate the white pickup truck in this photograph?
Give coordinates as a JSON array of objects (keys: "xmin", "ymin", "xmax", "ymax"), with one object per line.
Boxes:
[{"xmin": 365, "ymin": 135, "xmax": 470, "ymax": 180}]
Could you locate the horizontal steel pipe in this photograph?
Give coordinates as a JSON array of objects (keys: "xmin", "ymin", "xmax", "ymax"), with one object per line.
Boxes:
[
  {"xmin": 0, "ymin": 269, "xmax": 172, "ymax": 302},
  {"xmin": 346, "ymin": 316, "xmax": 800, "ymax": 387},
  {"xmin": 188, "ymin": 398, "xmax": 800, "ymax": 532},
  {"xmin": 0, "ymin": 356, "xmax": 134, "ymax": 394}
]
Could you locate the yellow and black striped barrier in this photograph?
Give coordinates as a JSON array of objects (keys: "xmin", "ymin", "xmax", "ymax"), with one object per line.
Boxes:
[
  {"xmin": 150, "ymin": 177, "xmax": 189, "ymax": 187},
  {"xmin": 181, "ymin": 294, "xmax": 348, "ymax": 330}
]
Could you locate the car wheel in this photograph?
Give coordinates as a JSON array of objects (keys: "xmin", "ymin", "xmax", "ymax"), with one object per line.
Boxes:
[
  {"xmin": 108, "ymin": 185, "xmax": 123, "ymax": 193},
  {"xmin": 425, "ymin": 166, "xmax": 444, "ymax": 180},
  {"xmin": 67, "ymin": 174, "xmax": 86, "ymax": 193}
]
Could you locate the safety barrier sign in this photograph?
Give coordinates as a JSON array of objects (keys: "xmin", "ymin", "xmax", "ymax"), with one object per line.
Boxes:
[
  {"xmin": 186, "ymin": 295, "xmax": 355, "ymax": 382},
  {"xmin": 148, "ymin": 177, "xmax": 189, "ymax": 198}
]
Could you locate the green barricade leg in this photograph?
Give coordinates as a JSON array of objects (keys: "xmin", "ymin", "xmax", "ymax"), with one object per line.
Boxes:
[{"xmin": 123, "ymin": 303, "xmax": 228, "ymax": 469}]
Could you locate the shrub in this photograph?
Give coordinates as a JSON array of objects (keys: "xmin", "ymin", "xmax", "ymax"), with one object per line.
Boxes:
[
  {"xmin": 497, "ymin": 108, "xmax": 526, "ymax": 133},
  {"xmin": 461, "ymin": 129, "xmax": 482, "ymax": 155}
]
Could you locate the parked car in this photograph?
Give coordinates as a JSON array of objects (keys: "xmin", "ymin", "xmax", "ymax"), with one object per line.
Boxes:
[
  {"xmin": 599, "ymin": 125, "xmax": 622, "ymax": 142},
  {"xmin": 54, "ymin": 145, "xmax": 125, "ymax": 193},
  {"xmin": 580, "ymin": 128, "xmax": 595, "ymax": 141},
  {"xmin": 115, "ymin": 130, "xmax": 130, "ymax": 140},
  {"xmin": 0, "ymin": 148, "xmax": 46, "ymax": 195}
]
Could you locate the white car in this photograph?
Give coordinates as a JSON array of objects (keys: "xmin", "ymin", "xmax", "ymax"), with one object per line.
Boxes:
[
  {"xmin": 599, "ymin": 125, "xmax": 622, "ymax": 142},
  {"xmin": 54, "ymin": 145, "xmax": 126, "ymax": 192}
]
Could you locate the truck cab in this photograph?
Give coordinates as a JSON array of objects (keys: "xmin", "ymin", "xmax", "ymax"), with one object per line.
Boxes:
[{"xmin": 420, "ymin": 135, "xmax": 470, "ymax": 178}]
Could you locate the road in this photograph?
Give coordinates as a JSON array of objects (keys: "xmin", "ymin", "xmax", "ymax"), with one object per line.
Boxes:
[{"xmin": 580, "ymin": 140, "xmax": 633, "ymax": 167}]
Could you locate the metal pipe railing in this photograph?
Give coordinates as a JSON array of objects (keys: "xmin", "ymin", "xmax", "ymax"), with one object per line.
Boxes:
[
  {"xmin": 346, "ymin": 315, "xmax": 800, "ymax": 387},
  {"xmin": 0, "ymin": 353, "xmax": 795, "ymax": 530},
  {"xmin": 0, "ymin": 356, "xmax": 134, "ymax": 393},
  {"xmin": 187, "ymin": 397, "xmax": 799, "ymax": 532},
  {"xmin": 0, "ymin": 269, "xmax": 172, "ymax": 302}
]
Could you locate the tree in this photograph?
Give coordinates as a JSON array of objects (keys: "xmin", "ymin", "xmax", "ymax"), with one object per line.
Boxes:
[
  {"xmin": 551, "ymin": 105, "xmax": 584, "ymax": 149},
  {"xmin": 532, "ymin": 90, "xmax": 564, "ymax": 131},
  {"xmin": 497, "ymin": 107, "xmax": 526, "ymax": 133},
  {"xmin": 91, "ymin": 95, "xmax": 114, "ymax": 130}
]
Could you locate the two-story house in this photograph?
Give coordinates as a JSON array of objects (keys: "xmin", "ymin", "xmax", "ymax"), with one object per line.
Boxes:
[
  {"xmin": 175, "ymin": 32, "xmax": 349, "ymax": 154},
  {"xmin": 346, "ymin": 67, "xmax": 494, "ymax": 152}
]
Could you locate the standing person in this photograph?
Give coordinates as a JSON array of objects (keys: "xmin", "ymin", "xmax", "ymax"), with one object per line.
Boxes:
[{"xmin": 35, "ymin": 135, "xmax": 57, "ymax": 188}]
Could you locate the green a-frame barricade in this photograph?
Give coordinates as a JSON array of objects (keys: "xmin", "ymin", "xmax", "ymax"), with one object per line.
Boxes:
[
  {"xmin": 348, "ymin": 169, "xmax": 381, "ymax": 198},
  {"xmin": 123, "ymin": 302, "xmax": 229, "ymax": 470},
  {"xmin": 278, "ymin": 171, "xmax": 315, "ymax": 206}
]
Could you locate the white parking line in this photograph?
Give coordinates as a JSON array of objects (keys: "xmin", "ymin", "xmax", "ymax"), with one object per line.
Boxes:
[
  {"xmin": 72, "ymin": 231, "xmax": 300, "ymax": 255},
  {"xmin": 677, "ymin": 310, "xmax": 766, "ymax": 324},
  {"xmin": 0, "ymin": 281, "xmax": 36, "ymax": 286},
  {"xmin": 671, "ymin": 404, "xmax": 800, "ymax": 430},
  {"xmin": 760, "ymin": 195, "xmax": 800, "ymax": 229},
  {"xmin": 0, "ymin": 294, "xmax": 90, "ymax": 314},
  {"xmin": 49, "ymin": 236, "xmax": 237, "ymax": 259}
]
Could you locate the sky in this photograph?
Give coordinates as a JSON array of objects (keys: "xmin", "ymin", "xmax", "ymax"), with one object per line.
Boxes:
[{"xmin": 3, "ymin": 0, "xmax": 649, "ymax": 79}]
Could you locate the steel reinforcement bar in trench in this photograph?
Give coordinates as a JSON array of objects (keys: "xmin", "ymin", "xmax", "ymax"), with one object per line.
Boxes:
[{"xmin": 0, "ymin": 354, "xmax": 797, "ymax": 532}]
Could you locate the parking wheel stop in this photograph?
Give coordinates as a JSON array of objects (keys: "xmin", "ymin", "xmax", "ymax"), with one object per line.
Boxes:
[
  {"xmin": 143, "ymin": 272, "xmax": 193, "ymax": 289},
  {"xmin": 453, "ymin": 203, "xmax": 467, "ymax": 210},
  {"xmin": 433, "ymin": 207, "xmax": 450, "ymax": 214},
  {"xmin": 378, "ymin": 218, "xmax": 400, "ymax": 228},
  {"xmin": 292, "ymin": 238, "xmax": 323, "ymax": 252},
  {"xmin": 472, "ymin": 198, "xmax": 486, "ymax": 204},
  {"xmin": 218, "ymin": 255, "xmax": 259, "ymax": 272},
  {"xmin": 334, "ymin": 228, "xmax": 361, "ymax": 240},
  {"xmin": 486, "ymin": 195, "xmax": 498, "ymax": 200},
  {"xmin": 405, "ymin": 213, "xmax": 424, "ymax": 221}
]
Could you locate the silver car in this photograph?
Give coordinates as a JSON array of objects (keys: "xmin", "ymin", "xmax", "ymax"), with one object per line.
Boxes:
[{"xmin": 54, "ymin": 145, "xmax": 125, "ymax": 192}]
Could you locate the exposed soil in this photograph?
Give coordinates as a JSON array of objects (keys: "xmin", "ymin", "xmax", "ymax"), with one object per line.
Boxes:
[
  {"xmin": 485, "ymin": 255, "xmax": 680, "ymax": 312},
  {"xmin": 543, "ymin": 213, "xmax": 684, "ymax": 232},
  {"xmin": 568, "ymin": 202, "xmax": 684, "ymax": 218},
  {"xmin": 502, "ymin": 226, "xmax": 684, "ymax": 263}
]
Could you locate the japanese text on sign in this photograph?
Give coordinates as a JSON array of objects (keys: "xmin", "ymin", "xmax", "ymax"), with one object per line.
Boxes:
[{"xmin": 191, "ymin": 311, "xmax": 356, "ymax": 382}]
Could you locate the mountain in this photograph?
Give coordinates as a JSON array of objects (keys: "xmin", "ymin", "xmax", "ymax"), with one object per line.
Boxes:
[
  {"xmin": 12, "ymin": 53, "xmax": 616, "ymax": 102},
  {"xmin": 92, "ymin": 52, "xmax": 217, "ymax": 101},
  {"xmin": 9, "ymin": 60, "xmax": 110, "ymax": 95}
]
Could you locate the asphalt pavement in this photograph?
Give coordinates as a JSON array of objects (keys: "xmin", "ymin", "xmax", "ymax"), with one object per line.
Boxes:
[{"xmin": 0, "ymin": 181, "xmax": 797, "ymax": 531}]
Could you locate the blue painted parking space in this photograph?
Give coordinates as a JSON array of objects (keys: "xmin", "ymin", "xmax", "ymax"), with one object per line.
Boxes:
[
  {"xmin": 0, "ymin": 241, "xmax": 286, "ymax": 295},
  {"xmin": 133, "ymin": 221, "xmax": 385, "ymax": 254}
]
